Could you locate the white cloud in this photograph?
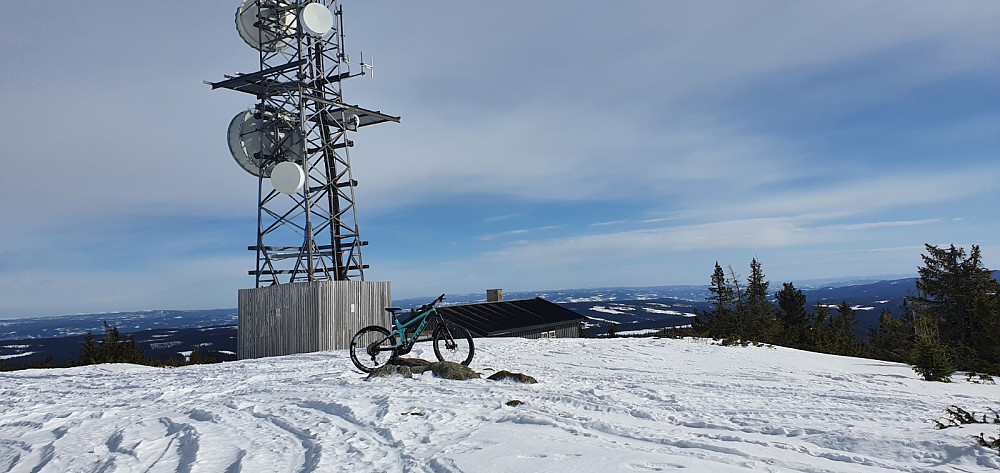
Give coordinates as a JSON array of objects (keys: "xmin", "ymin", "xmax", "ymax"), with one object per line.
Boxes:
[
  {"xmin": 712, "ymin": 168, "xmax": 1000, "ymax": 221},
  {"xmin": 483, "ymin": 213, "xmax": 519, "ymax": 224},
  {"xmin": 818, "ymin": 219, "xmax": 940, "ymax": 231}
]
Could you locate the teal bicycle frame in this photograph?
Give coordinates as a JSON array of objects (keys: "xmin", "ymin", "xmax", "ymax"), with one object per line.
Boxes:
[
  {"xmin": 384, "ymin": 294, "xmax": 448, "ymax": 356},
  {"xmin": 390, "ymin": 307, "xmax": 437, "ymax": 353}
]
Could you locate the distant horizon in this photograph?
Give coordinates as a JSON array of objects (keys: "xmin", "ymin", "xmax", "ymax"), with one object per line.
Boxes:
[{"xmin": 0, "ymin": 272, "xmax": 925, "ymax": 321}]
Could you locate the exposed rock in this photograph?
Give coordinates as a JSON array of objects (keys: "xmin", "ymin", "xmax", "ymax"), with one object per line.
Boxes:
[
  {"xmin": 391, "ymin": 358, "xmax": 434, "ymax": 374},
  {"xmin": 487, "ymin": 370, "xmax": 537, "ymax": 384},
  {"xmin": 505, "ymin": 400, "xmax": 524, "ymax": 407},
  {"xmin": 375, "ymin": 359, "xmax": 481, "ymax": 380},
  {"xmin": 366, "ymin": 364, "xmax": 413, "ymax": 379},
  {"xmin": 427, "ymin": 361, "xmax": 480, "ymax": 380},
  {"xmin": 391, "ymin": 358, "xmax": 433, "ymax": 368}
]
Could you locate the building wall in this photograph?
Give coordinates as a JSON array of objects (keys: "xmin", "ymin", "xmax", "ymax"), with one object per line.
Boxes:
[
  {"xmin": 495, "ymin": 322, "xmax": 581, "ymax": 339},
  {"xmin": 238, "ymin": 280, "xmax": 391, "ymax": 359}
]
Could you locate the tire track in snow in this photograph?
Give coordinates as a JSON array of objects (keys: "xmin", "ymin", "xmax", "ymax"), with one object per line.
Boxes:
[
  {"xmin": 249, "ymin": 408, "xmax": 322, "ymax": 473},
  {"xmin": 158, "ymin": 418, "xmax": 199, "ymax": 473}
]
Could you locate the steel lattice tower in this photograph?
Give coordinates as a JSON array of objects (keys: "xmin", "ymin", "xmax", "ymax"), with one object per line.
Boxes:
[{"xmin": 209, "ymin": 0, "xmax": 397, "ymax": 287}]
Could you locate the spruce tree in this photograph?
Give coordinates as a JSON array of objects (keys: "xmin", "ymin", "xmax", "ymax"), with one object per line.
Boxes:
[
  {"xmin": 775, "ymin": 282, "xmax": 809, "ymax": 348},
  {"xmin": 79, "ymin": 331, "xmax": 99, "ymax": 365},
  {"xmin": 699, "ymin": 262, "xmax": 737, "ymax": 338},
  {"xmin": 812, "ymin": 303, "xmax": 833, "ymax": 354},
  {"xmin": 743, "ymin": 258, "xmax": 778, "ymax": 344},
  {"xmin": 830, "ymin": 301, "xmax": 862, "ymax": 356},
  {"xmin": 867, "ymin": 309, "xmax": 912, "ymax": 363},
  {"xmin": 910, "ymin": 315, "xmax": 955, "ymax": 382},
  {"xmin": 911, "ymin": 244, "xmax": 1000, "ymax": 372}
]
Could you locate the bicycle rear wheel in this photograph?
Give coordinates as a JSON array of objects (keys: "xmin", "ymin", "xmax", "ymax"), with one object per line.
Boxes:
[
  {"xmin": 433, "ymin": 324, "xmax": 474, "ymax": 366},
  {"xmin": 350, "ymin": 326, "xmax": 397, "ymax": 373}
]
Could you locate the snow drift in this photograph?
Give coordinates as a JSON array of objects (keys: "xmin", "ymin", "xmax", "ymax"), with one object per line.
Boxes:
[{"xmin": 1, "ymin": 337, "xmax": 998, "ymax": 472}]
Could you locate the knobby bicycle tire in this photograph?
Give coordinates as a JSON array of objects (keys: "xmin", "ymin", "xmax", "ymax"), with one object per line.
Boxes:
[
  {"xmin": 350, "ymin": 325, "xmax": 397, "ymax": 373},
  {"xmin": 432, "ymin": 324, "xmax": 474, "ymax": 366}
]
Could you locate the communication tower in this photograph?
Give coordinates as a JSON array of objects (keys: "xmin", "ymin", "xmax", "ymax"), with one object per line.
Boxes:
[{"xmin": 208, "ymin": 0, "xmax": 398, "ymax": 286}]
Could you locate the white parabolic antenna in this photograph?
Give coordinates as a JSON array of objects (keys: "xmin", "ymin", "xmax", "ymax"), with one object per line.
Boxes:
[
  {"xmin": 235, "ymin": 0, "xmax": 294, "ymax": 52},
  {"xmin": 271, "ymin": 161, "xmax": 305, "ymax": 195},
  {"xmin": 227, "ymin": 109, "xmax": 303, "ymax": 178},
  {"xmin": 300, "ymin": 3, "xmax": 334, "ymax": 37}
]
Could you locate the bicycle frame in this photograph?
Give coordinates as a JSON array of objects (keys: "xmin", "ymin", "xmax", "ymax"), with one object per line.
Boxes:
[{"xmin": 388, "ymin": 307, "xmax": 439, "ymax": 354}]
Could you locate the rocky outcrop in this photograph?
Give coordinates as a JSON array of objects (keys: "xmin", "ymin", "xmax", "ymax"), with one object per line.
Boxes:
[
  {"xmin": 486, "ymin": 370, "xmax": 537, "ymax": 384},
  {"xmin": 366, "ymin": 364, "xmax": 413, "ymax": 379},
  {"xmin": 426, "ymin": 361, "xmax": 480, "ymax": 380}
]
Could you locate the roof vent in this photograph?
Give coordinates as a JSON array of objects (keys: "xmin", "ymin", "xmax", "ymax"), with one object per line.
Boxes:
[{"xmin": 487, "ymin": 288, "xmax": 503, "ymax": 302}]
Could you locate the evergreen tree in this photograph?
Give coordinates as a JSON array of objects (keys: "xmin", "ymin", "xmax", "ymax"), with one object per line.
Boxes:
[
  {"xmin": 99, "ymin": 321, "xmax": 121, "ymax": 363},
  {"xmin": 79, "ymin": 331, "xmax": 99, "ymax": 365},
  {"xmin": 74, "ymin": 321, "xmax": 150, "ymax": 366},
  {"xmin": 910, "ymin": 244, "xmax": 1000, "ymax": 372},
  {"xmin": 775, "ymin": 282, "xmax": 809, "ymax": 348},
  {"xmin": 910, "ymin": 314, "xmax": 955, "ymax": 382},
  {"xmin": 811, "ymin": 303, "xmax": 833, "ymax": 353},
  {"xmin": 867, "ymin": 309, "xmax": 912, "ymax": 363},
  {"xmin": 697, "ymin": 262, "xmax": 737, "ymax": 338},
  {"xmin": 829, "ymin": 301, "xmax": 862, "ymax": 356},
  {"xmin": 742, "ymin": 258, "xmax": 779, "ymax": 343}
]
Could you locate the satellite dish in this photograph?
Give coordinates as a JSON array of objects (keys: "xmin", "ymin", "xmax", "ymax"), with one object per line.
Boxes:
[
  {"xmin": 325, "ymin": 111, "xmax": 360, "ymax": 131},
  {"xmin": 300, "ymin": 3, "xmax": 334, "ymax": 37},
  {"xmin": 227, "ymin": 109, "xmax": 303, "ymax": 178},
  {"xmin": 235, "ymin": 0, "xmax": 294, "ymax": 52},
  {"xmin": 270, "ymin": 161, "xmax": 306, "ymax": 195}
]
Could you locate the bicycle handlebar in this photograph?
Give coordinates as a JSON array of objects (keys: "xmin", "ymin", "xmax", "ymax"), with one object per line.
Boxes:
[{"xmin": 415, "ymin": 294, "xmax": 446, "ymax": 313}]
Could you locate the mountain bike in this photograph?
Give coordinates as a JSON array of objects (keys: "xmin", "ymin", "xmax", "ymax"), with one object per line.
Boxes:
[{"xmin": 349, "ymin": 294, "xmax": 475, "ymax": 373}]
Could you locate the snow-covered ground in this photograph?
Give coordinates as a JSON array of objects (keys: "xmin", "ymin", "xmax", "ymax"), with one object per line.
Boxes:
[{"xmin": 2, "ymin": 338, "xmax": 999, "ymax": 472}]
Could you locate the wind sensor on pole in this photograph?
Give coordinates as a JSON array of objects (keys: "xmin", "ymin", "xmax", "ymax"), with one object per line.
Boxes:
[{"xmin": 207, "ymin": 0, "xmax": 399, "ymax": 286}]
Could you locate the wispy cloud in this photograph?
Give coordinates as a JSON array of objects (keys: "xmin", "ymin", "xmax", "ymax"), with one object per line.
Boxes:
[
  {"xmin": 818, "ymin": 219, "xmax": 940, "ymax": 231},
  {"xmin": 475, "ymin": 226, "xmax": 561, "ymax": 241},
  {"xmin": 711, "ymin": 169, "xmax": 1000, "ymax": 222},
  {"xmin": 483, "ymin": 213, "xmax": 520, "ymax": 224},
  {"xmin": 590, "ymin": 220, "xmax": 628, "ymax": 227}
]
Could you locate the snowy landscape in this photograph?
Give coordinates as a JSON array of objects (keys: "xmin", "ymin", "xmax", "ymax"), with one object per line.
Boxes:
[{"xmin": 2, "ymin": 337, "xmax": 998, "ymax": 472}]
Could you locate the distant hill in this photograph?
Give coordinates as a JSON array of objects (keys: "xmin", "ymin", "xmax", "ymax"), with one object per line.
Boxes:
[
  {"xmin": 0, "ymin": 326, "xmax": 237, "ymax": 368},
  {"xmin": 0, "ymin": 309, "xmax": 237, "ymax": 341}
]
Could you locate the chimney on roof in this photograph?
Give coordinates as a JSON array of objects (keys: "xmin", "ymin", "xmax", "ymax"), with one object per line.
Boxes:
[{"xmin": 487, "ymin": 288, "xmax": 503, "ymax": 302}]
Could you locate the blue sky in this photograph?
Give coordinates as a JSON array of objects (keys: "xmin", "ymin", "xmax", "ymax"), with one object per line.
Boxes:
[{"xmin": 1, "ymin": 1, "xmax": 998, "ymax": 318}]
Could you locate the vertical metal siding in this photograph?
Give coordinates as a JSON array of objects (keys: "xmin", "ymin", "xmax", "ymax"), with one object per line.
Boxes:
[
  {"xmin": 238, "ymin": 280, "xmax": 391, "ymax": 359},
  {"xmin": 493, "ymin": 322, "xmax": 581, "ymax": 339}
]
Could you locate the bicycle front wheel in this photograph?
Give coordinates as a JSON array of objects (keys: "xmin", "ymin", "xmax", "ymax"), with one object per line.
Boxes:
[
  {"xmin": 350, "ymin": 325, "xmax": 397, "ymax": 373},
  {"xmin": 433, "ymin": 324, "xmax": 474, "ymax": 366}
]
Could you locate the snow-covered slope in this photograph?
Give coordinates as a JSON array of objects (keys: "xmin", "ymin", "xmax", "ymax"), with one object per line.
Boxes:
[{"xmin": 1, "ymin": 338, "xmax": 998, "ymax": 472}]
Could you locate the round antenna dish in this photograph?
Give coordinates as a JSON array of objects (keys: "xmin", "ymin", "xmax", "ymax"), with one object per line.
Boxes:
[
  {"xmin": 300, "ymin": 3, "xmax": 334, "ymax": 37},
  {"xmin": 227, "ymin": 109, "xmax": 303, "ymax": 178},
  {"xmin": 228, "ymin": 110, "xmax": 275, "ymax": 177},
  {"xmin": 346, "ymin": 113, "xmax": 360, "ymax": 131},
  {"xmin": 235, "ymin": 0, "xmax": 294, "ymax": 52},
  {"xmin": 271, "ymin": 161, "xmax": 306, "ymax": 195},
  {"xmin": 325, "ymin": 111, "xmax": 360, "ymax": 131}
]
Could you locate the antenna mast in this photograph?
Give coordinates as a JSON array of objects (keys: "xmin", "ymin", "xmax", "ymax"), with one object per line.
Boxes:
[{"xmin": 209, "ymin": 0, "xmax": 399, "ymax": 286}]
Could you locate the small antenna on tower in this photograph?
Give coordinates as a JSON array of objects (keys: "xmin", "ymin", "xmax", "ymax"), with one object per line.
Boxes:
[{"xmin": 360, "ymin": 51, "xmax": 374, "ymax": 78}]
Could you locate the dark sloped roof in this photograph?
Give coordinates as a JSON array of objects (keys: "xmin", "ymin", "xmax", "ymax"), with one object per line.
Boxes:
[{"xmin": 436, "ymin": 298, "xmax": 586, "ymax": 337}]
